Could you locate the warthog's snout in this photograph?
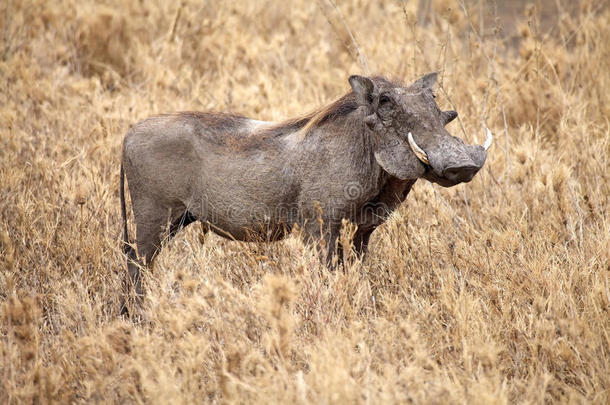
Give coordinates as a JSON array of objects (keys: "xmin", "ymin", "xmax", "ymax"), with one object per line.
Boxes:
[
  {"xmin": 442, "ymin": 163, "xmax": 480, "ymax": 183},
  {"xmin": 408, "ymin": 129, "xmax": 492, "ymax": 187}
]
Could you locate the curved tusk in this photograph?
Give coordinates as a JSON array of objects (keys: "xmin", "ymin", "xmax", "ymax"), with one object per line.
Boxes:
[
  {"xmin": 483, "ymin": 128, "xmax": 493, "ymax": 151},
  {"xmin": 408, "ymin": 132, "xmax": 430, "ymax": 165}
]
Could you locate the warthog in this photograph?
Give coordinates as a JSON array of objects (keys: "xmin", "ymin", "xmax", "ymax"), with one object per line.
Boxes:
[{"xmin": 120, "ymin": 72, "xmax": 491, "ymax": 296}]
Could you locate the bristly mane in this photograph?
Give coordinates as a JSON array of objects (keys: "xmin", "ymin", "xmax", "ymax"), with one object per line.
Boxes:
[
  {"xmin": 258, "ymin": 91, "xmax": 359, "ymax": 139},
  {"xmin": 299, "ymin": 92, "xmax": 359, "ymax": 135},
  {"xmin": 259, "ymin": 75, "xmax": 400, "ymax": 139}
]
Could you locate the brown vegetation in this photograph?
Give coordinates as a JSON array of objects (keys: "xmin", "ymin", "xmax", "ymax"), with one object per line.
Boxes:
[{"xmin": 1, "ymin": 0, "xmax": 608, "ymax": 403}]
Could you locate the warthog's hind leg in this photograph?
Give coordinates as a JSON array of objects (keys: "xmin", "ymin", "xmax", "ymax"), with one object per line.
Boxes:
[
  {"xmin": 133, "ymin": 205, "xmax": 197, "ymax": 278},
  {"xmin": 120, "ymin": 245, "xmax": 143, "ymax": 318},
  {"xmin": 121, "ymin": 198, "xmax": 196, "ymax": 317}
]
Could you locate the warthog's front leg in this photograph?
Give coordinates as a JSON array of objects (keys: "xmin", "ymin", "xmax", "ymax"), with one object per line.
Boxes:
[
  {"xmin": 302, "ymin": 220, "xmax": 341, "ymax": 268},
  {"xmin": 352, "ymin": 228, "xmax": 374, "ymax": 258}
]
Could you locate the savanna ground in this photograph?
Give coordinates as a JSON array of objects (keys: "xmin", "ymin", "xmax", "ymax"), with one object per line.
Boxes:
[{"xmin": 1, "ymin": 0, "xmax": 609, "ymax": 403}]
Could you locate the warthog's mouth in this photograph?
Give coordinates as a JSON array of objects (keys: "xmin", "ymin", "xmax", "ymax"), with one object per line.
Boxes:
[{"xmin": 408, "ymin": 129, "xmax": 493, "ymax": 186}]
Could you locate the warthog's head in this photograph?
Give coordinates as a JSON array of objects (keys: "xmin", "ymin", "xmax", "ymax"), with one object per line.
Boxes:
[{"xmin": 349, "ymin": 73, "xmax": 492, "ymax": 187}]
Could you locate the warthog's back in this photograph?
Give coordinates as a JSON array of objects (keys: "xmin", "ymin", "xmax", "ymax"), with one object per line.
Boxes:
[{"xmin": 122, "ymin": 112, "xmax": 303, "ymax": 239}]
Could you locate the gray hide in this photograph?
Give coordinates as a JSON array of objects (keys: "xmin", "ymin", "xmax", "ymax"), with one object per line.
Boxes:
[{"xmin": 120, "ymin": 73, "xmax": 491, "ymax": 298}]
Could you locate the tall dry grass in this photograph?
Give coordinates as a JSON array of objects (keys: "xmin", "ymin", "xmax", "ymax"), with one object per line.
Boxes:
[{"xmin": 0, "ymin": 0, "xmax": 608, "ymax": 403}]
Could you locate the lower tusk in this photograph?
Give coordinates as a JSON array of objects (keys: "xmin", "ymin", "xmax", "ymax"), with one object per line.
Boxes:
[
  {"xmin": 408, "ymin": 132, "xmax": 430, "ymax": 165},
  {"xmin": 483, "ymin": 128, "xmax": 493, "ymax": 151}
]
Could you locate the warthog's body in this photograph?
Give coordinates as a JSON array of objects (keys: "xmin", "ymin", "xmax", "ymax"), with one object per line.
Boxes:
[{"xmin": 120, "ymin": 73, "xmax": 491, "ymax": 296}]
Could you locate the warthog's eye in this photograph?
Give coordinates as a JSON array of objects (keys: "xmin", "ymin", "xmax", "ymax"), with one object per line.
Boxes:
[{"xmin": 379, "ymin": 95, "xmax": 392, "ymax": 106}]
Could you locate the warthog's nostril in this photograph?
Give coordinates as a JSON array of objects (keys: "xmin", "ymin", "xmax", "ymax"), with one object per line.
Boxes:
[{"xmin": 443, "ymin": 165, "xmax": 480, "ymax": 183}]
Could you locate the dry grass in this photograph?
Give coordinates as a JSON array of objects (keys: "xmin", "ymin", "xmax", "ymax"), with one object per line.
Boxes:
[{"xmin": 1, "ymin": 0, "xmax": 609, "ymax": 403}]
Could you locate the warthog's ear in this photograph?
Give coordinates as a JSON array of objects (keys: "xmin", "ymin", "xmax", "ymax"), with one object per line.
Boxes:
[
  {"xmin": 349, "ymin": 75, "xmax": 376, "ymax": 107},
  {"xmin": 442, "ymin": 110, "xmax": 458, "ymax": 125},
  {"xmin": 350, "ymin": 75, "xmax": 380, "ymax": 129},
  {"xmin": 413, "ymin": 72, "xmax": 438, "ymax": 89},
  {"xmin": 374, "ymin": 135, "xmax": 426, "ymax": 180}
]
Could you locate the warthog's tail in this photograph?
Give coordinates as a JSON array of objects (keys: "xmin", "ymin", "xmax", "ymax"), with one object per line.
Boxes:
[
  {"xmin": 119, "ymin": 163, "xmax": 142, "ymax": 316},
  {"xmin": 119, "ymin": 163, "xmax": 131, "ymax": 254}
]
